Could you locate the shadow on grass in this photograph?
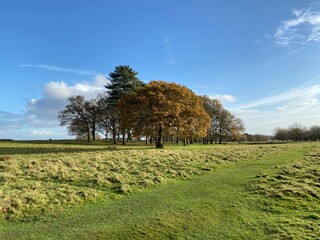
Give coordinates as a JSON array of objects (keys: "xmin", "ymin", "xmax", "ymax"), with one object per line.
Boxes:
[{"xmin": 0, "ymin": 145, "xmax": 156, "ymax": 156}]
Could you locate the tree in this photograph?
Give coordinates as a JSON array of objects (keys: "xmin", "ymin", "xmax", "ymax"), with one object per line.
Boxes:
[
  {"xmin": 58, "ymin": 96, "xmax": 91, "ymax": 142},
  {"xmin": 58, "ymin": 95, "xmax": 101, "ymax": 142},
  {"xmin": 95, "ymin": 93, "xmax": 112, "ymax": 142},
  {"xmin": 118, "ymin": 81, "xmax": 211, "ymax": 148},
  {"xmin": 201, "ymin": 95, "xmax": 244, "ymax": 144},
  {"xmin": 288, "ymin": 123, "xmax": 306, "ymax": 142},
  {"xmin": 310, "ymin": 125, "xmax": 320, "ymax": 141},
  {"xmin": 230, "ymin": 117, "xmax": 245, "ymax": 142},
  {"xmin": 106, "ymin": 65, "xmax": 144, "ymax": 107},
  {"xmin": 105, "ymin": 65, "xmax": 144, "ymax": 144},
  {"xmin": 274, "ymin": 127, "xmax": 289, "ymax": 141},
  {"xmin": 84, "ymin": 99, "xmax": 100, "ymax": 141}
]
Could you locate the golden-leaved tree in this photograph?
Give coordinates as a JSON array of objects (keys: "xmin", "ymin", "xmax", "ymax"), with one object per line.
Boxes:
[{"xmin": 118, "ymin": 81, "xmax": 210, "ymax": 148}]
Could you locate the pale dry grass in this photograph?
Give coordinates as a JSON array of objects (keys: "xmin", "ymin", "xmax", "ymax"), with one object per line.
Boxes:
[{"xmin": 0, "ymin": 142, "xmax": 298, "ymax": 220}]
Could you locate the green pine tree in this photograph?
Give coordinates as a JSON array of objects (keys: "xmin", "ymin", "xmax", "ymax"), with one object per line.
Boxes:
[{"xmin": 106, "ymin": 65, "xmax": 144, "ymax": 107}]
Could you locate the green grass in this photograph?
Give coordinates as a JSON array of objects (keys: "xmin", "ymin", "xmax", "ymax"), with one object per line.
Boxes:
[
  {"xmin": 0, "ymin": 141, "xmax": 318, "ymax": 239},
  {"xmin": 251, "ymin": 146, "xmax": 320, "ymax": 239}
]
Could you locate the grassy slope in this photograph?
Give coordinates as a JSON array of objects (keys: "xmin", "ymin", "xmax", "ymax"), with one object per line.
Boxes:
[{"xmin": 0, "ymin": 144, "xmax": 312, "ymax": 239}]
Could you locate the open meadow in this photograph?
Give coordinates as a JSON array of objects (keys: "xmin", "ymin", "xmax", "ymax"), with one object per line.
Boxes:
[{"xmin": 0, "ymin": 141, "xmax": 319, "ymax": 239}]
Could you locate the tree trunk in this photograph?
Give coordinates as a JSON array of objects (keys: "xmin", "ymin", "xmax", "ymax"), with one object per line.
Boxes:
[
  {"xmin": 112, "ymin": 125, "xmax": 116, "ymax": 144},
  {"xmin": 87, "ymin": 127, "xmax": 90, "ymax": 143},
  {"xmin": 92, "ymin": 121, "xmax": 96, "ymax": 140},
  {"xmin": 127, "ymin": 130, "xmax": 132, "ymax": 141},
  {"xmin": 156, "ymin": 126, "xmax": 164, "ymax": 148},
  {"xmin": 105, "ymin": 128, "xmax": 108, "ymax": 143},
  {"xmin": 122, "ymin": 130, "xmax": 126, "ymax": 145}
]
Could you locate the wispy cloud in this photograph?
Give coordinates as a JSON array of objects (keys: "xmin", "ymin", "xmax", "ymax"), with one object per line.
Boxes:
[
  {"xmin": 229, "ymin": 82, "xmax": 320, "ymax": 134},
  {"xmin": 232, "ymin": 84, "xmax": 320, "ymax": 110},
  {"xmin": 275, "ymin": 7, "xmax": 320, "ymax": 46},
  {"xmin": 19, "ymin": 64, "xmax": 98, "ymax": 75},
  {"xmin": 163, "ymin": 37, "xmax": 177, "ymax": 65}
]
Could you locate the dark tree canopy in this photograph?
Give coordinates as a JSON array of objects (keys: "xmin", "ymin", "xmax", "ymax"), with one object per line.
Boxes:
[
  {"xmin": 58, "ymin": 96, "xmax": 91, "ymax": 142},
  {"xmin": 58, "ymin": 96, "xmax": 101, "ymax": 142},
  {"xmin": 106, "ymin": 65, "xmax": 144, "ymax": 107}
]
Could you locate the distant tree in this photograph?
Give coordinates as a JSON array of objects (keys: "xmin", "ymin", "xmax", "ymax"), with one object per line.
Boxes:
[
  {"xmin": 230, "ymin": 117, "xmax": 245, "ymax": 142},
  {"xmin": 58, "ymin": 96, "xmax": 91, "ymax": 142},
  {"xmin": 105, "ymin": 65, "xmax": 145, "ymax": 144},
  {"xmin": 119, "ymin": 81, "xmax": 211, "ymax": 148},
  {"xmin": 274, "ymin": 127, "xmax": 290, "ymax": 141},
  {"xmin": 95, "ymin": 93, "xmax": 112, "ymax": 142},
  {"xmin": 201, "ymin": 96, "xmax": 223, "ymax": 143},
  {"xmin": 310, "ymin": 125, "xmax": 320, "ymax": 141},
  {"xmin": 287, "ymin": 123, "xmax": 306, "ymax": 142},
  {"xmin": 84, "ymin": 99, "xmax": 100, "ymax": 141},
  {"xmin": 58, "ymin": 95, "xmax": 102, "ymax": 142},
  {"xmin": 201, "ymin": 95, "xmax": 244, "ymax": 144}
]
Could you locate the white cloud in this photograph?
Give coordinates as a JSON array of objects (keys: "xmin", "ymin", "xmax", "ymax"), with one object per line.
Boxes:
[
  {"xmin": 275, "ymin": 7, "xmax": 320, "ymax": 46},
  {"xmin": 0, "ymin": 75, "xmax": 108, "ymax": 140},
  {"xmin": 212, "ymin": 94, "xmax": 236, "ymax": 103},
  {"xmin": 229, "ymin": 82, "xmax": 320, "ymax": 134},
  {"xmin": 31, "ymin": 129, "xmax": 65, "ymax": 137},
  {"xmin": 232, "ymin": 84, "xmax": 320, "ymax": 110},
  {"xmin": 26, "ymin": 75, "xmax": 108, "ymax": 127},
  {"xmin": 44, "ymin": 81, "xmax": 73, "ymax": 99},
  {"xmin": 19, "ymin": 64, "xmax": 98, "ymax": 75}
]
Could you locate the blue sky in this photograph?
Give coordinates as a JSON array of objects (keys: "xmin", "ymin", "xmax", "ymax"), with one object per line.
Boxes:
[{"xmin": 1, "ymin": 0, "xmax": 320, "ymax": 139}]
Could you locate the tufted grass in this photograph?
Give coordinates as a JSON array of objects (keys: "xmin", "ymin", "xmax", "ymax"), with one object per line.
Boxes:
[
  {"xmin": 251, "ymin": 145, "xmax": 320, "ymax": 239},
  {"xmin": 0, "ymin": 141, "xmax": 318, "ymax": 239},
  {"xmin": 0, "ymin": 141, "xmax": 297, "ymax": 221}
]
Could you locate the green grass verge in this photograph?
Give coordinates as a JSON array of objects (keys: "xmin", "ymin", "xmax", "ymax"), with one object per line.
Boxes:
[{"xmin": 0, "ymin": 142, "xmax": 316, "ymax": 239}]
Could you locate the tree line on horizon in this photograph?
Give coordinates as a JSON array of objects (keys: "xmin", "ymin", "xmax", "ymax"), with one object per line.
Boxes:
[
  {"xmin": 58, "ymin": 65, "xmax": 245, "ymax": 148},
  {"xmin": 274, "ymin": 123, "xmax": 320, "ymax": 142}
]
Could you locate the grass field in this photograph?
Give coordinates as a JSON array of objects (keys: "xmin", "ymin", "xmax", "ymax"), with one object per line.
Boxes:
[{"xmin": 0, "ymin": 141, "xmax": 319, "ymax": 239}]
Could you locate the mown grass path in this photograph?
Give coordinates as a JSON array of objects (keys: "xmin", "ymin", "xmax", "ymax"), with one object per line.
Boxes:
[{"xmin": 0, "ymin": 145, "xmax": 311, "ymax": 239}]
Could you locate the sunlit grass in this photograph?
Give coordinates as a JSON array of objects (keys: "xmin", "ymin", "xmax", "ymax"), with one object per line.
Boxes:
[
  {"xmin": 251, "ymin": 145, "xmax": 320, "ymax": 239},
  {"xmin": 0, "ymin": 141, "xmax": 298, "ymax": 221}
]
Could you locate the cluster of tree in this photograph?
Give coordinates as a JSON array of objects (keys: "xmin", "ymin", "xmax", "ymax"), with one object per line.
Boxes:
[
  {"xmin": 274, "ymin": 123, "xmax": 320, "ymax": 142},
  {"xmin": 243, "ymin": 133, "xmax": 273, "ymax": 142},
  {"xmin": 58, "ymin": 65, "xmax": 245, "ymax": 148}
]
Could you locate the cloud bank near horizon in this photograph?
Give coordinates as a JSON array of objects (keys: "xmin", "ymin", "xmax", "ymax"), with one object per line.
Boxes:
[
  {"xmin": 0, "ymin": 75, "xmax": 108, "ymax": 140},
  {"xmin": 230, "ymin": 81, "xmax": 320, "ymax": 134}
]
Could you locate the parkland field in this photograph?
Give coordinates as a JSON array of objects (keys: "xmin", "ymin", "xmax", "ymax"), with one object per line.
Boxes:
[{"xmin": 0, "ymin": 141, "xmax": 319, "ymax": 239}]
